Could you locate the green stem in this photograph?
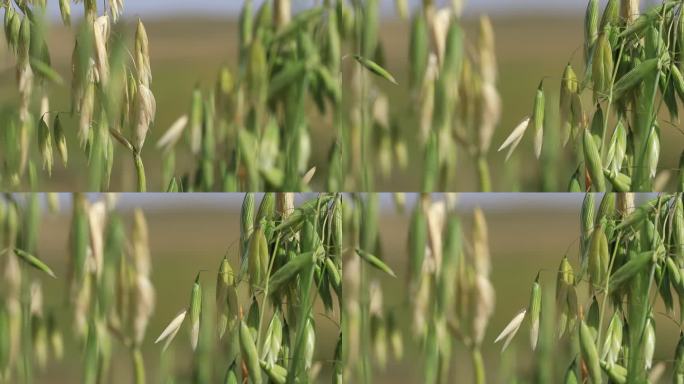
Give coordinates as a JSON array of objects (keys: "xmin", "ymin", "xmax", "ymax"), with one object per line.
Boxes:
[
  {"xmin": 601, "ymin": 41, "xmax": 625, "ymax": 160},
  {"xmin": 597, "ymin": 232, "xmax": 622, "ymax": 349},
  {"xmin": 132, "ymin": 347, "xmax": 145, "ymax": 384},
  {"xmin": 256, "ymin": 234, "xmax": 281, "ymax": 353},
  {"xmin": 476, "ymin": 156, "xmax": 491, "ymax": 192},
  {"xmin": 470, "ymin": 348, "xmax": 485, "ymax": 384},
  {"xmin": 134, "ymin": 153, "xmax": 146, "ymax": 192}
]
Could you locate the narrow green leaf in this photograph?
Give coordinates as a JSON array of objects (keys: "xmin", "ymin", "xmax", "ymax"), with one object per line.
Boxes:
[
  {"xmin": 13, "ymin": 248, "xmax": 56, "ymax": 278},
  {"xmin": 355, "ymin": 248, "xmax": 396, "ymax": 278},
  {"xmin": 354, "ymin": 55, "xmax": 398, "ymax": 85}
]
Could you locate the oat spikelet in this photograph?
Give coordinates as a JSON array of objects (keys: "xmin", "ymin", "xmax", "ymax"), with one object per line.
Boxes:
[
  {"xmin": 156, "ymin": 115, "xmax": 188, "ymax": 153},
  {"xmin": 426, "ymin": 200, "xmax": 446, "ymax": 273},
  {"xmin": 472, "ymin": 207, "xmax": 490, "ymax": 276},
  {"xmin": 132, "ymin": 209, "xmax": 151, "ymax": 276},
  {"xmin": 420, "ymin": 54, "xmax": 439, "ymax": 142},
  {"xmin": 87, "ymin": 201, "xmax": 107, "ymax": 279},
  {"xmin": 79, "ymin": 69, "xmax": 96, "ymax": 146},
  {"xmin": 135, "ymin": 19, "xmax": 151, "ymax": 87},
  {"xmin": 495, "ymin": 309, "xmax": 526, "ymax": 352},
  {"xmin": 93, "ymin": 16, "xmax": 110, "ymax": 86},
  {"xmin": 131, "ymin": 209, "xmax": 154, "ymax": 346},
  {"xmin": 155, "ymin": 309, "xmax": 187, "ymax": 352},
  {"xmin": 621, "ymin": 0, "xmax": 640, "ymax": 24},
  {"xmin": 133, "ymin": 83, "xmax": 156, "ymax": 151},
  {"xmin": 132, "ymin": 275, "xmax": 155, "ymax": 346},
  {"xmin": 478, "ymin": 16, "xmax": 496, "ymax": 84},
  {"xmin": 274, "ymin": 0, "xmax": 291, "ymax": 29},
  {"xmin": 276, "ymin": 193, "xmax": 295, "ymax": 219},
  {"xmin": 109, "ymin": 0, "xmax": 124, "ymax": 21},
  {"xmin": 429, "ymin": 9, "xmax": 451, "ymax": 65},
  {"xmin": 472, "ymin": 274, "xmax": 494, "ymax": 345},
  {"xmin": 369, "ymin": 280, "xmax": 384, "ymax": 316},
  {"xmin": 471, "ymin": 207, "xmax": 494, "ymax": 346},
  {"xmin": 477, "ymin": 15, "xmax": 500, "ymax": 154}
]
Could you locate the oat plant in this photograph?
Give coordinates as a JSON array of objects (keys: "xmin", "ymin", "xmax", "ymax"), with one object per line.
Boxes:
[
  {"xmin": 500, "ymin": 0, "xmax": 684, "ymax": 192},
  {"xmin": 0, "ymin": 194, "xmax": 59, "ymax": 384},
  {"xmin": 155, "ymin": 193, "xmax": 343, "ymax": 383},
  {"xmin": 1, "ymin": 1, "xmax": 155, "ymax": 191},
  {"xmin": 345, "ymin": 193, "xmax": 494, "ymax": 384},
  {"xmin": 0, "ymin": 193, "xmax": 158, "ymax": 384},
  {"xmin": 152, "ymin": 0, "xmax": 501, "ymax": 192},
  {"xmin": 497, "ymin": 193, "xmax": 684, "ymax": 382}
]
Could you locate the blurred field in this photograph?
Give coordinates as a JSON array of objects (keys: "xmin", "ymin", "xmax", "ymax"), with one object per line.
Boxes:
[{"xmin": 1, "ymin": 14, "xmax": 680, "ymax": 191}]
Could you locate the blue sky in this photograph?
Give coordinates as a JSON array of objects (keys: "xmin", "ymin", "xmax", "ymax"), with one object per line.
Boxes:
[{"xmin": 40, "ymin": 0, "xmax": 593, "ymax": 20}]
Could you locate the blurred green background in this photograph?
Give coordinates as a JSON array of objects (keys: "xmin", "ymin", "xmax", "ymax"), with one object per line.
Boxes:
[{"xmin": 1, "ymin": 7, "xmax": 681, "ymax": 191}]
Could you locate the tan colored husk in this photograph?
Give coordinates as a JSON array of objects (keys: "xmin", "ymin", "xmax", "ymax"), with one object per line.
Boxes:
[
  {"xmin": 472, "ymin": 207, "xmax": 490, "ymax": 276},
  {"xmin": 429, "ymin": 8, "xmax": 451, "ymax": 65},
  {"xmin": 156, "ymin": 115, "xmax": 188, "ymax": 153},
  {"xmin": 109, "ymin": 0, "xmax": 124, "ymax": 21},
  {"xmin": 39, "ymin": 94, "xmax": 49, "ymax": 122},
  {"xmin": 621, "ymin": 0, "xmax": 640, "ymax": 24},
  {"xmin": 411, "ymin": 265, "xmax": 431, "ymax": 338},
  {"xmin": 276, "ymin": 192, "xmax": 295, "ymax": 219},
  {"xmin": 17, "ymin": 63, "xmax": 33, "ymax": 122},
  {"xmin": 274, "ymin": 0, "xmax": 291, "ymax": 29},
  {"xmin": 87, "ymin": 201, "xmax": 107, "ymax": 279},
  {"xmin": 73, "ymin": 272, "xmax": 92, "ymax": 338},
  {"xmin": 478, "ymin": 16, "xmax": 496, "ymax": 85},
  {"xmin": 93, "ymin": 15, "xmax": 110, "ymax": 86},
  {"xmin": 369, "ymin": 280, "xmax": 384, "ymax": 316},
  {"xmin": 343, "ymin": 254, "xmax": 361, "ymax": 368},
  {"xmin": 79, "ymin": 71, "xmax": 95, "ymax": 145},
  {"xmin": 132, "ymin": 274, "xmax": 155, "ymax": 345},
  {"xmin": 478, "ymin": 83, "xmax": 500, "ymax": 154},
  {"xmin": 135, "ymin": 19, "xmax": 151, "ymax": 87},
  {"xmin": 372, "ymin": 95, "xmax": 390, "ymax": 130},
  {"xmin": 132, "ymin": 209, "xmax": 151, "ymax": 277},
  {"xmin": 420, "ymin": 54, "xmax": 439, "ymax": 142},
  {"xmin": 426, "ymin": 200, "xmax": 446, "ymax": 273},
  {"xmin": 131, "ymin": 209, "xmax": 154, "ymax": 345},
  {"xmin": 133, "ymin": 83, "xmax": 156, "ymax": 151},
  {"xmin": 451, "ymin": 0, "xmax": 464, "ymax": 17},
  {"xmin": 617, "ymin": 193, "xmax": 635, "ymax": 217}
]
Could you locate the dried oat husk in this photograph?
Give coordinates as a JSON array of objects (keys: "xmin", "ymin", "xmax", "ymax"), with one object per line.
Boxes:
[
  {"xmin": 87, "ymin": 201, "xmax": 107, "ymax": 279},
  {"xmin": 93, "ymin": 16, "xmax": 110, "ymax": 86},
  {"xmin": 135, "ymin": 19, "xmax": 151, "ymax": 87},
  {"xmin": 621, "ymin": 0, "xmax": 640, "ymax": 24},
  {"xmin": 132, "ymin": 83, "xmax": 156, "ymax": 151},
  {"xmin": 274, "ymin": 0, "xmax": 291, "ymax": 29}
]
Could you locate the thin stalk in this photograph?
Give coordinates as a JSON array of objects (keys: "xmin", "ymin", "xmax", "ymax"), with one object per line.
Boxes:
[
  {"xmin": 255, "ymin": 234, "xmax": 281, "ymax": 352},
  {"xmin": 355, "ymin": 1, "xmax": 372, "ymax": 191},
  {"xmin": 596, "ymin": 232, "xmax": 622, "ymax": 349},
  {"xmin": 131, "ymin": 347, "xmax": 145, "ymax": 384},
  {"xmin": 476, "ymin": 156, "xmax": 491, "ymax": 192},
  {"xmin": 134, "ymin": 153, "xmax": 146, "ymax": 192},
  {"xmin": 285, "ymin": 217, "xmax": 320, "ymax": 384},
  {"xmin": 20, "ymin": 268, "xmax": 31, "ymax": 384},
  {"xmin": 633, "ymin": 4, "xmax": 669, "ymax": 191},
  {"xmin": 600, "ymin": 41, "xmax": 626, "ymax": 160},
  {"xmin": 470, "ymin": 348, "xmax": 485, "ymax": 384}
]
